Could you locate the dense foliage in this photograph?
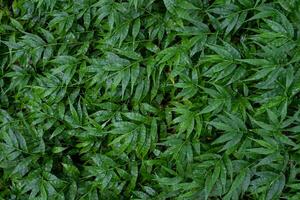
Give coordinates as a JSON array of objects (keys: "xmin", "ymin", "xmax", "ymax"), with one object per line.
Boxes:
[{"xmin": 1, "ymin": 0, "xmax": 300, "ymax": 199}]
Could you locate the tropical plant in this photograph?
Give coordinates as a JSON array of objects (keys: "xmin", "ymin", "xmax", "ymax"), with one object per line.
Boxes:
[{"xmin": 1, "ymin": 0, "xmax": 300, "ymax": 199}]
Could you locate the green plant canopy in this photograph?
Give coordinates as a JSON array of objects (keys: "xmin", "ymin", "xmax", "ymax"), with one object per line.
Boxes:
[{"xmin": 1, "ymin": 0, "xmax": 300, "ymax": 199}]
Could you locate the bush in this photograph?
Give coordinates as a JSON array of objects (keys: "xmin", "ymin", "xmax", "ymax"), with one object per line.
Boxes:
[{"xmin": 1, "ymin": 0, "xmax": 300, "ymax": 199}]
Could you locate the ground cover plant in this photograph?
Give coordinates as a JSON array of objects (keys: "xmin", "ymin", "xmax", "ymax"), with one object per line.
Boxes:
[{"xmin": 1, "ymin": 0, "xmax": 300, "ymax": 199}]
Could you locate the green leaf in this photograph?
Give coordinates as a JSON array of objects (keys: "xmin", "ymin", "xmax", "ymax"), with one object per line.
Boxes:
[
  {"xmin": 212, "ymin": 132, "xmax": 237, "ymax": 145},
  {"xmin": 69, "ymin": 98, "xmax": 80, "ymax": 124},
  {"xmin": 224, "ymin": 169, "xmax": 247, "ymax": 200},
  {"xmin": 200, "ymin": 100, "xmax": 223, "ymax": 114},
  {"xmin": 10, "ymin": 18, "xmax": 24, "ymax": 31},
  {"xmin": 52, "ymin": 146, "xmax": 67, "ymax": 153},
  {"xmin": 238, "ymin": 59, "xmax": 271, "ymax": 66},
  {"xmin": 132, "ymin": 18, "xmax": 141, "ymax": 39},
  {"xmin": 206, "ymin": 44, "xmax": 233, "ymax": 59},
  {"xmin": 266, "ymin": 174, "xmax": 285, "ymax": 200},
  {"xmin": 122, "ymin": 112, "xmax": 148, "ymax": 122},
  {"xmin": 163, "ymin": 0, "xmax": 176, "ymax": 13},
  {"xmin": 205, "ymin": 162, "xmax": 221, "ymax": 199}
]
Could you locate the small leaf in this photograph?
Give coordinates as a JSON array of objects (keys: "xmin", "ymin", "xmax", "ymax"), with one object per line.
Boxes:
[
  {"xmin": 200, "ymin": 100, "xmax": 223, "ymax": 114},
  {"xmin": 224, "ymin": 169, "xmax": 246, "ymax": 200},
  {"xmin": 10, "ymin": 18, "xmax": 24, "ymax": 31},
  {"xmin": 205, "ymin": 162, "xmax": 221, "ymax": 199},
  {"xmin": 52, "ymin": 146, "xmax": 67, "ymax": 153},
  {"xmin": 266, "ymin": 174, "xmax": 285, "ymax": 200},
  {"xmin": 163, "ymin": 0, "xmax": 176, "ymax": 13},
  {"xmin": 132, "ymin": 18, "xmax": 140, "ymax": 39}
]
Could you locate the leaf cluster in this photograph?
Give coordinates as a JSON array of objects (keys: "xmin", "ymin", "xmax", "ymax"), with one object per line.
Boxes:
[{"xmin": 1, "ymin": 0, "xmax": 300, "ymax": 199}]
